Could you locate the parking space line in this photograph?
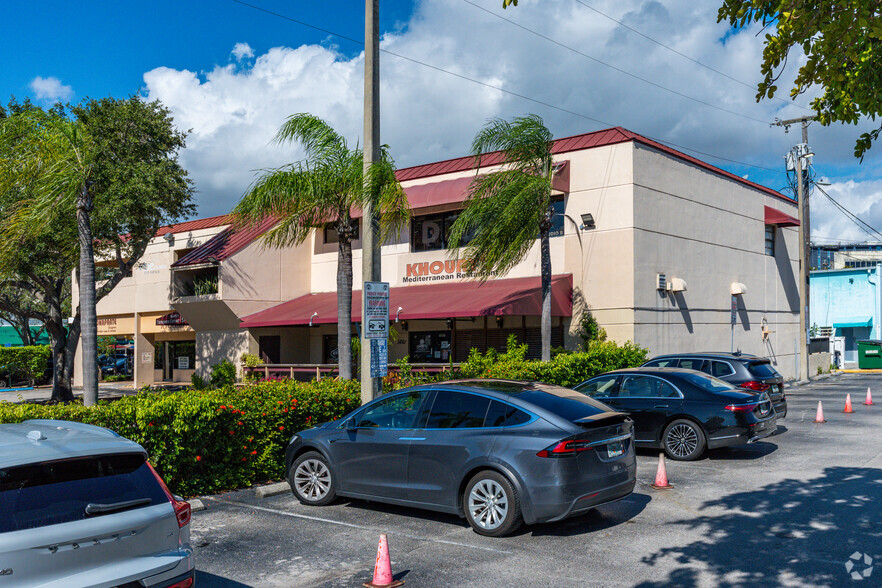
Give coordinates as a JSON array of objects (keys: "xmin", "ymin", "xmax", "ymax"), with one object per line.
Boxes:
[{"xmin": 203, "ymin": 496, "xmax": 513, "ymax": 554}]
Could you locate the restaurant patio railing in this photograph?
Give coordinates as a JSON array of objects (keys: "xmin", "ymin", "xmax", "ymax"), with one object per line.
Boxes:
[{"xmin": 242, "ymin": 362, "xmax": 461, "ymax": 381}]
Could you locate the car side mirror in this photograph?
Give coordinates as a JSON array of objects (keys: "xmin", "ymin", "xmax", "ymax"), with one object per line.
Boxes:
[{"xmin": 346, "ymin": 419, "xmax": 357, "ymax": 431}]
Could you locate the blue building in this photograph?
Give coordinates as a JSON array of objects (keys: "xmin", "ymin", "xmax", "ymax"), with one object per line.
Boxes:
[{"xmin": 810, "ymin": 265, "xmax": 882, "ymax": 364}]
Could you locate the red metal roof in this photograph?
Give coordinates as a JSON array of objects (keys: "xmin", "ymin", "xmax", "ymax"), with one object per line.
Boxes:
[
  {"xmin": 239, "ymin": 274, "xmax": 573, "ymax": 327},
  {"xmin": 764, "ymin": 205, "xmax": 800, "ymax": 227},
  {"xmin": 171, "ymin": 216, "xmax": 278, "ymax": 268},
  {"xmin": 156, "ymin": 214, "xmax": 232, "ymax": 237},
  {"xmin": 395, "ymin": 127, "xmax": 792, "ymax": 204}
]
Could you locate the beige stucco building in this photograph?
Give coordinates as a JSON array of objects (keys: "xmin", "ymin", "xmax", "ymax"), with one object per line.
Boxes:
[{"xmin": 75, "ymin": 126, "xmax": 802, "ymax": 386}]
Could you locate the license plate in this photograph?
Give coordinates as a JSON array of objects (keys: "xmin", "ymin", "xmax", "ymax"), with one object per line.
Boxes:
[{"xmin": 607, "ymin": 441, "xmax": 624, "ymax": 458}]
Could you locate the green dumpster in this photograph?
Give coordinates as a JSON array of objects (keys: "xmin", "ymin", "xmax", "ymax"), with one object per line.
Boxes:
[{"xmin": 857, "ymin": 340, "xmax": 882, "ymax": 369}]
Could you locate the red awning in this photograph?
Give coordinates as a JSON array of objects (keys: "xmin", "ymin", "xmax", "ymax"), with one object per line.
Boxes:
[
  {"xmin": 240, "ymin": 274, "xmax": 573, "ymax": 328},
  {"xmin": 764, "ymin": 205, "xmax": 800, "ymax": 227}
]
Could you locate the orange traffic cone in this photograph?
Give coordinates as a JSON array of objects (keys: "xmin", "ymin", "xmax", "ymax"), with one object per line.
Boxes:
[
  {"xmin": 364, "ymin": 534, "xmax": 405, "ymax": 588},
  {"xmin": 650, "ymin": 453, "xmax": 673, "ymax": 490},
  {"xmin": 844, "ymin": 394, "xmax": 854, "ymax": 413},
  {"xmin": 865, "ymin": 387, "xmax": 874, "ymax": 406},
  {"xmin": 813, "ymin": 401, "xmax": 827, "ymax": 423}
]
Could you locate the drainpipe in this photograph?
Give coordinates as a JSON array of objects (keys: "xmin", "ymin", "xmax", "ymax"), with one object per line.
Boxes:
[{"xmin": 870, "ymin": 265, "xmax": 881, "ymax": 340}]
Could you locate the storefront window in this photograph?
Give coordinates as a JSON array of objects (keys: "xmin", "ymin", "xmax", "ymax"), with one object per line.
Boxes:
[
  {"xmin": 324, "ymin": 221, "xmax": 359, "ymax": 244},
  {"xmin": 409, "ymin": 330, "xmax": 452, "ymax": 363},
  {"xmin": 172, "ymin": 341, "xmax": 195, "ymax": 371},
  {"xmin": 412, "ymin": 212, "xmax": 475, "ymax": 252}
]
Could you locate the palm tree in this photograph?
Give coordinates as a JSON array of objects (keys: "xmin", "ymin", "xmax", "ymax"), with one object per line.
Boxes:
[
  {"xmin": 234, "ymin": 114, "xmax": 408, "ymax": 379},
  {"xmin": 448, "ymin": 114, "xmax": 557, "ymax": 361},
  {"xmin": 0, "ymin": 106, "xmax": 98, "ymax": 403}
]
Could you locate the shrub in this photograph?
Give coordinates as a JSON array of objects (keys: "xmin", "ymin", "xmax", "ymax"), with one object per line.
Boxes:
[
  {"xmin": 0, "ymin": 378, "xmax": 361, "ymax": 496},
  {"xmin": 209, "ymin": 359, "xmax": 237, "ymax": 388},
  {"xmin": 458, "ymin": 335, "xmax": 648, "ymax": 387},
  {"xmin": 0, "ymin": 345, "xmax": 51, "ymax": 384},
  {"xmin": 103, "ymin": 374, "xmax": 132, "ymax": 383},
  {"xmin": 191, "ymin": 373, "xmax": 207, "ymax": 390}
]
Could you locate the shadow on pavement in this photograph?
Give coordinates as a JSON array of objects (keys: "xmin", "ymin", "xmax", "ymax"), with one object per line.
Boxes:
[
  {"xmin": 339, "ymin": 491, "xmax": 650, "ymax": 538},
  {"xmin": 195, "ymin": 570, "xmax": 253, "ymax": 587},
  {"xmin": 635, "ymin": 466, "xmax": 882, "ymax": 587}
]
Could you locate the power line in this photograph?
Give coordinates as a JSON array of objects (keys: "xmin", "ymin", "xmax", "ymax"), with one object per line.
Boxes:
[
  {"xmin": 461, "ymin": 0, "xmax": 770, "ymax": 125},
  {"xmin": 229, "ymin": 0, "xmax": 785, "ymax": 174},
  {"xmin": 570, "ymin": 0, "xmax": 814, "ymax": 112},
  {"xmin": 813, "ymin": 182, "xmax": 882, "ymax": 241}
]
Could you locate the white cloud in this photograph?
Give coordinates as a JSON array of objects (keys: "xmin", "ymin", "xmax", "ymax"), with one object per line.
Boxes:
[
  {"xmin": 143, "ymin": 0, "xmax": 881, "ymax": 221},
  {"xmin": 231, "ymin": 42, "xmax": 254, "ymax": 61},
  {"xmin": 29, "ymin": 76, "xmax": 73, "ymax": 102},
  {"xmin": 812, "ymin": 177, "xmax": 882, "ymax": 244}
]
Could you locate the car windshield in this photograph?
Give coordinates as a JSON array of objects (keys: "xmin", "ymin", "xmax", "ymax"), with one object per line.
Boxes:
[{"xmin": 677, "ymin": 372, "xmax": 737, "ymax": 393}]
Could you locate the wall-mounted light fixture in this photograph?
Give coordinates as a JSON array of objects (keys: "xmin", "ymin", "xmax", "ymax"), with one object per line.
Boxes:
[
  {"xmin": 446, "ymin": 318, "xmax": 453, "ymax": 329},
  {"xmin": 309, "ymin": 312, "xmax": 318, "ymax": 327},
  {"xmin": 396, "ymin": 306, "xmax": 403, "ymax": 322},
  {"xmin": 579, "ymin": 213, "xmax": 596, "ymax": 231},
  {"xmin": 495, "ymin": 316, "xmax": 504, "ymax": 328},
  {"xmin": 667, "ymin": 277, "xmax": 688, "ymax": 293},
  {"xmin": 730, "ymin": 282, "xmax": 748, "ymax": 296},
  {"xmin": 401, "ymin": 320, "xmax": 408, "ymax": 331},
  {"xmin": 163, "ymin": 233, "xmax": 175, "ymax": 245}
]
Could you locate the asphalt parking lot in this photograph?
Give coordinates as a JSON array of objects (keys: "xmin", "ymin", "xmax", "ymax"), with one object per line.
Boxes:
[{"xmin": 191, "ymin": 374, "xmax": 882, "ymax": 587}]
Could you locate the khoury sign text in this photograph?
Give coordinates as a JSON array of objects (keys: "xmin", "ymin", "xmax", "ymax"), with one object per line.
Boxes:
[{"xmin": 402, "ymin": 259, "xmax": 497, "ymax": 284}]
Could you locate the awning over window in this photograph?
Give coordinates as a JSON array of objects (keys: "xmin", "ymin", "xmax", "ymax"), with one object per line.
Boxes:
[
  {"xmin": 833, "ymin": 316, "xmax": 873, "ymax": 328},
  {"xmin": 239, "ymin": 274, "xmax": 573, "ymax": 328},
  {"xmin": 764, "ymin": 205, "xmax": 800, "ymax": 227}
]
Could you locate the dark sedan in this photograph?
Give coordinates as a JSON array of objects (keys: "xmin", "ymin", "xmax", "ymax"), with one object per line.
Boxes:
[
  {"xmin": 285, "ymin": 379, "xmax": 636, "ymax": 537},
  {"xmin": 574, "ymin": 367, "xmax": 778, "ymax": 461}
]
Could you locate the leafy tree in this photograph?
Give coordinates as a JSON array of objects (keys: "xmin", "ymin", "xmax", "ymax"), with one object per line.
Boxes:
[
  {"xmin": 0, "ymin": 97, "xmax": 194, "ymax": 402},
  {"xmin": 233, "ymin": 114, "xmax": 409, "ymax": 380},
  {"xmin": 717, "ymin": 0, "xmax": 882, "ymax": 159},
  {"xmin": 448, "ymin": 114, "xmax": 557, "ymax": 361},
  {"xmin": 0, "ymin": 284, "xmax": 50, "ymax": 346}
]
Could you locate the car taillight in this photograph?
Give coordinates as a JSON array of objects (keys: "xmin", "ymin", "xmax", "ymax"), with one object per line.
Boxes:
[
  {"xmin": 725, "ymin": 403, "xmax": 759, "ymax": 412},
  {"xmin": 536, "ymin": 439, "xmax": 593, "ymax": 458},
  {"xmin": 147, "ymin": 462, "xmax": 192, "ymax": 528},
  {"xmin": 739, "ymin": 381, "xmax": 769, "ymax": 392},
  {"xmin": 165, "ymin": 577, "xmax": 194, "ymax": 588}
]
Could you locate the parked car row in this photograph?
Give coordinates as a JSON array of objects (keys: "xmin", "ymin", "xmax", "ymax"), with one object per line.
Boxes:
[{"xmin": 285, "ymin": 352, "xmax": 785, "ymax": 537}]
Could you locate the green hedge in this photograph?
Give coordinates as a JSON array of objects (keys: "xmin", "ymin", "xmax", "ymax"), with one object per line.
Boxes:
[
  {"xmin": 456, "ymin": 336, "xmax": 649, "ymax": 387},
  {"xmin": 0, "ymin": 378, "xmax": 360, "ymax": 496},
  {"xmin": 0, "ymin": 345, "xmax": 50, "ymax": 383}
]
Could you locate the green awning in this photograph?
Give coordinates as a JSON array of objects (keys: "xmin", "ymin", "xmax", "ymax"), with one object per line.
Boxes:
[{"xmin": 833, "ymin": 316, "xmax": 873, "ymax": 328}]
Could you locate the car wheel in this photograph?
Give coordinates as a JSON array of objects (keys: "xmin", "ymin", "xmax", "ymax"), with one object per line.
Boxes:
[
  {"xmin": 289, "ymin": 451, "xmax": 337, "ymax": 506},
  {"xmin": 463, "ymin": 471, "xmax": 523, "ymax": 537},
  {"xmin": 663, "ymin": 419, "xmax": 706, "ymax": 461}
]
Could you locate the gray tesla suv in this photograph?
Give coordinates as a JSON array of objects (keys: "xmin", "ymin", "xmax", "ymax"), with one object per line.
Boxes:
[
  {"xmin": 285, "ymin": 379, "xmax": 637, "ymax": 536},
  {"xmin": 0, "ymin": 420, "xmax": 194, "ymax": 587}
]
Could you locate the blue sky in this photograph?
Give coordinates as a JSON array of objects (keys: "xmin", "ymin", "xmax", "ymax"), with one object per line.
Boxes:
[{"xmin": 3, "ymin": 0, "xmax": 881, "ymax": 243}]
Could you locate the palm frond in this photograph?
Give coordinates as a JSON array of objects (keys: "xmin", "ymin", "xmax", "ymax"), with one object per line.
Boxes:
[{"xmin": 275, "ymin": 113, "xmax": 347, "ymax": 164}]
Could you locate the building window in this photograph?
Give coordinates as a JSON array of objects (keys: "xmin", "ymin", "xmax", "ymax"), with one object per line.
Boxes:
[
  {"xmin": 324, "ymin": 221, "xmax": 359, "ymax": 244},
  {"xmin": 411, "ymin": 212, "xmax": 475, "ymax": 252},
  {"xmin": 548, "ymin": 198, "xmax": 565, "ymax": 237},
  {"xmin": 764, "ymin": 225, "xmax": 775, "ymax": 256},
  {"xmin": 845, "ymin": 260, "xmax": 876, "ymax": 269},
  {"xmin": 409, "ymin": 330, "xmax": 452, "ymax": 362}
]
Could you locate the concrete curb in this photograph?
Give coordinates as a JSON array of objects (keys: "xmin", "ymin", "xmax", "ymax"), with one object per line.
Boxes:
[
  {"xmin": 784, "ymin": 371, "xmax": 843, "ymax": 389},
  {"xmin": 255, "ymin": 481, "xmax": 291, "ymax": 498},
  {"xmin": 188, "ymin": 498, "xmax": 206, "ymax": 512}
]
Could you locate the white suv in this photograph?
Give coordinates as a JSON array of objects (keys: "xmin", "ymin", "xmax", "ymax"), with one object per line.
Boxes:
[{"xmin": 0, "ymin": 420, "xmax": 194, "ymax": 587}]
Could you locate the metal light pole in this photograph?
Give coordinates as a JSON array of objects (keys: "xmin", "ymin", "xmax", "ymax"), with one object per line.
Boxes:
[{"xmin": 361, "ymin": 0, "xmax": 382, "ymax": 404}]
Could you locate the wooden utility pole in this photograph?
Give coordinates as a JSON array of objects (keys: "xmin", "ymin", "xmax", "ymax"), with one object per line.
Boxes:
[
  {"xmin": 774, "ymin": 116, "xmax": 814, "ymax": 381},
  {"xmin": 361, "ymin": 0, "xmax": 382, "ymax": 404}
]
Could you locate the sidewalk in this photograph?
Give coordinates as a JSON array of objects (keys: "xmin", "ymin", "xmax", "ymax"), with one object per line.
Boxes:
[{"xmin": 0, "ymin": 382, "xmax": 139, "ymax": 404}]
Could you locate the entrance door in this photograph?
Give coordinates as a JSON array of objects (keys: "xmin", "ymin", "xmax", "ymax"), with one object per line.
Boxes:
[{"xmin": 259, "ymin": 336, "xmax": 281, "ymax": 364}]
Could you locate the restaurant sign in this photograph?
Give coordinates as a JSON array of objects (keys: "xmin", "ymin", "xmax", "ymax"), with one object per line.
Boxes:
[{"xmin": 402, "ymin": 258, "xmax": 496, "ymax": 284}]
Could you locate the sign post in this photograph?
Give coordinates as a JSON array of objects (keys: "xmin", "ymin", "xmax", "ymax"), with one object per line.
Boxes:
[{"xmin": 363, "ymin": 282, "xmax": 389, "ymax": 381}]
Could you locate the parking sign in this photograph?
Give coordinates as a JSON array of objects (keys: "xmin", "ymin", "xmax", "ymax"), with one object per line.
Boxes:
[{"xmin": 363, "ymin": 282, "xmax": 389, "ymax": 339}]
